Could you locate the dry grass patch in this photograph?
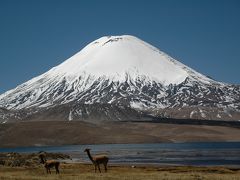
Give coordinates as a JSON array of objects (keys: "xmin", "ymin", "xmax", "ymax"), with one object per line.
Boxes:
[{"xmin": 1, "ymin": 164, "xmax": 240, "ymax": 180}]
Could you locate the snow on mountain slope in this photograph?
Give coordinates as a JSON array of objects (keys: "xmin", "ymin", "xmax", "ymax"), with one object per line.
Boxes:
[
  {"xmin": 0, "ymin": 35, "xmax": 239, "ymax": 122},
  {"xmin": 53, "ymin": 35, "xmax": 188, "ymax": 84}
]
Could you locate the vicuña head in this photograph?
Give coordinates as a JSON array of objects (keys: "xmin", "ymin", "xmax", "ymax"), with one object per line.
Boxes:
[
  {"xmin": 84, "ymin": 148, "xmax": 109, "ymax": 173},
  {"xmin": 39, "ymin": 153, "xmax": 60, "ymax": 174}
]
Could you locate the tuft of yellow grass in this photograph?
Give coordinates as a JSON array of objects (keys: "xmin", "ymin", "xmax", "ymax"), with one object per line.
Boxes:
[{"xmin": 0, "ymin": 163, "xmax": 240, "ymax": 180}]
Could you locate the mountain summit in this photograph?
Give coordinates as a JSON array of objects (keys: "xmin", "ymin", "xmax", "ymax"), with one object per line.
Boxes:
[
  {"xmin": 0, "ymin": 35, "xmax": 239, "ymax": 122},
  {"xmin": 55, "ymin": 35, "xmax": 188, "ymax": 84}
]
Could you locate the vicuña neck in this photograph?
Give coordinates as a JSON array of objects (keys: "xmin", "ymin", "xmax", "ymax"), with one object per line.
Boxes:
[
  {"xmin": 86, "ymin": 151, "xmax": 94, "ymax": 162},
  {"xmin": 39, "ymin": 154, "xmax": 46, "ymax": 164}
]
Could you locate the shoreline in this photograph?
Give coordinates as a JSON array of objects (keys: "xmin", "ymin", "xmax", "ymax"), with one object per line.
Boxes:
[
  {"xmin": 76, "ymin": 161, "xmax": 240, "ymax": 168},
  {"xmin": 1, "ymin": 146, "xmax": 240, "ymax": 168},
  {"xmin": 1, "ymin": 142, "xmax": 240, "ymax": 167}
]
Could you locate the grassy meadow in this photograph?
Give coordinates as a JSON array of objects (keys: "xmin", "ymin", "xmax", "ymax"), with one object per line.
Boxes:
[{"xmin": 1, "ymin": 163, "xmax": 240, "ymax": 180}]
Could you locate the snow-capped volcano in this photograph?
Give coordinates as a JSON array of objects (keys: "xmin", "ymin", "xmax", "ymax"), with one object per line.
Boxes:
[{"xmin": 0, "ymin": 35, "xmax": 239, "ymax": 122}]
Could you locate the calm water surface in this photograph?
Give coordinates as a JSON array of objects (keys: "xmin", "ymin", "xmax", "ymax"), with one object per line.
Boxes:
[{"xmin": 1, "ymin": 142, "xmax": 240, "ymax": 166}]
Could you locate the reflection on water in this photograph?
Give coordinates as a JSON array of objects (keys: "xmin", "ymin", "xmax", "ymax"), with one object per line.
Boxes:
[{"xmin": 1, "ymin": 142, "xmax": 240, "ymax": 166}]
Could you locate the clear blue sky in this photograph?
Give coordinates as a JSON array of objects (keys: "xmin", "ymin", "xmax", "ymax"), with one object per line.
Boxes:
[{"xmin": 0, "ymin": 0, "xmax": 240, "ymax": 94}]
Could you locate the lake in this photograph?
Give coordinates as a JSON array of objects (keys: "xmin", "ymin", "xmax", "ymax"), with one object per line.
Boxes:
[{"xmin": 1, "ymin": 142, "xmax": 240, "ymax": 166}]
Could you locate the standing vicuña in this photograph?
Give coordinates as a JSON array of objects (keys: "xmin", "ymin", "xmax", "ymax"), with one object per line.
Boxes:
[
  {"xmin": 39, "ymin": 153, "xmax": 60, "ymax": 174},
  {"xmin": 84, "ymin": 148, "xmax": 109, "ymax": 173}
]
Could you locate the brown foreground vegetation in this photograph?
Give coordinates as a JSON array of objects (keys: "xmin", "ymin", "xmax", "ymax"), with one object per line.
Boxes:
[
  {"xmin": 1, "ymin": 163, "xmax": 240, "ymax": 180},
  {"xmin": 0, "ymin": 152, "xmax": 70, "ymax": 167}
]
